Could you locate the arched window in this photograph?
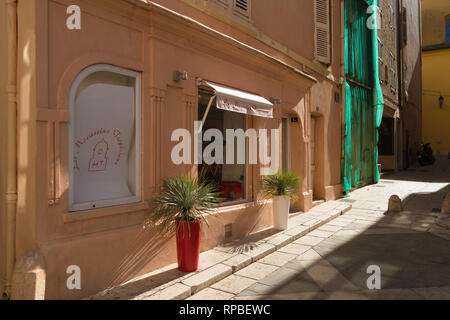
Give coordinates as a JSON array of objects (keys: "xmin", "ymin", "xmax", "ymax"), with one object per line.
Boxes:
[{"xmin": 68, "ymin": 64, "xmax": 141, "ymax": 211}]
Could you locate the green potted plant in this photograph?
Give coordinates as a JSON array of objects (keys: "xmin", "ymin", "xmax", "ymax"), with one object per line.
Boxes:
[
  {"xmin": 148, "ymin": 175, "xmax": 222, "ymax": 272},
  {"xmin": 262, "ymin": 172, "xmax": 300, "ymax": 230}
]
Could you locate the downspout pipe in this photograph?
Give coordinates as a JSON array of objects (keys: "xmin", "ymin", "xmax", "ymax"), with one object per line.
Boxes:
[{"xmin": 4, "ymin": 0, "xmax": 17, "ymax": 300}]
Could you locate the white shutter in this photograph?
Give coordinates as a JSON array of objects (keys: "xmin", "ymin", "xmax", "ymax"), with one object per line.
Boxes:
[
  {"xmin": 389, "ymin": 0, "xmax": 394, "ymax": 29},
  {"xmin": 378, "ymin": 39, "xmax": 383, "ymax": 84},
  {"xmin": 233, "ymin": 0, "xmax": 251, "ymax": 18},
  {"xmin": 314, "ymin": 0, "xmax": 331, "ymax": 64},
  {"xmin": 390, "ymin": 52, "xmax": 396, "ymax": 91}
]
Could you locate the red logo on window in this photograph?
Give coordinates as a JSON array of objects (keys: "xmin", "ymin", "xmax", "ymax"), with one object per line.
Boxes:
[{"xmin": 88, "ymin": 139, "xmax": 109, "ymax": 172}]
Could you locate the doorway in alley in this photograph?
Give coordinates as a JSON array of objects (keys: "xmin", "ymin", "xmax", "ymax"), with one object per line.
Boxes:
[{"xmin": 310, "ymin": 115, "xmax": 324, "ymax": 201}]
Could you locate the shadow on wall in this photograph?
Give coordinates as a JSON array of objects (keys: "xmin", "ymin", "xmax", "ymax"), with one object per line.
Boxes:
[
  {"xmin": 199, "ymin": 197, "xmax": 273, "ymax": 252},
  {"xmin": 98, "ymin": 196, "xmax": 272, "ymax": 298},
  {"xmin": 105, "ymin": 223, "xmax": 172, "ymax": 291},
  {"xmin": 403, "ymin": 49, "xmax": 422, "ymax": 168}
]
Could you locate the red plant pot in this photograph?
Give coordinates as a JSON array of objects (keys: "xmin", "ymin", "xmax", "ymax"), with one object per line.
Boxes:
[{"xmin": 176, "ymin": 219, "xmax": 202, "ymax": 272}]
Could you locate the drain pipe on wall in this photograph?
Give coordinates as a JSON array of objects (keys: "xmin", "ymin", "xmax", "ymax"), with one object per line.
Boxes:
[{"xmin": 4, "ymin": 0, "xmax": 18, "ymax": 300}]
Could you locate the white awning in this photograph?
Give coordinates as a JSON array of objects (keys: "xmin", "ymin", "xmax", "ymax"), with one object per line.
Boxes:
[{"xmin": 199, "ymin": 80, "xmax": 273, "ymax": 118}]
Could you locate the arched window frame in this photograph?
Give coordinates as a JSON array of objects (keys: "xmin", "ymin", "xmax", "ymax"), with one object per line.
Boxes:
[{"xmin": 68, "ymin": 64, "xmax": 142, "ymax": 212}]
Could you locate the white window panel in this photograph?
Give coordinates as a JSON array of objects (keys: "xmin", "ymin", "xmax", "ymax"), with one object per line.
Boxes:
[{"xmin": 68, "ymin": 64, "xmax": 141, "ymax": 212}]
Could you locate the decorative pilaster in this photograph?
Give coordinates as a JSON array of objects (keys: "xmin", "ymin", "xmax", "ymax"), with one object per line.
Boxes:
[
  {"xmin": 36, "ymin": 108, "xmax": 69, "ymax": 206},
  {"xmin": 150, "ymin": 88, "xmax": 166, "ymax": 185}
]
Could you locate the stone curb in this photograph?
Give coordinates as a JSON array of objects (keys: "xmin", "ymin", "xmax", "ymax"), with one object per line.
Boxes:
[
  {"xmin": 181, "ymin": 263, "xmax": 233, "ymax": 294},
  {"xmin": 436, "ymin": 216, "xmax": 450, "ymax": 230},
  {"xmin": 89, "ymin": 201, "xmax": 352, "ymax": 300},
  {"xmin": 144, "ymin": 283, "xmax": 191, "ymax": 300}
]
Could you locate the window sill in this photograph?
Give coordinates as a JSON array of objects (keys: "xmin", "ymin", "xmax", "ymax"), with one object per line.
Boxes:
[
  {"xmin": 63, "ymin": 198, "xmax": 272, "ymax": 223},
  {"xmin": 63, "ymin": 201, "xmax": 150, "ymax": 223},
  {"xmin": 212, "ymin": 198, "xmax": 272, "ymax": 215}
]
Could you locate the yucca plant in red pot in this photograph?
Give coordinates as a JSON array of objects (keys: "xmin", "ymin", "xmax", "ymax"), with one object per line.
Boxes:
[{"xmin": 148, "ymin": 175, "xmax": 222, "ymax": 272}]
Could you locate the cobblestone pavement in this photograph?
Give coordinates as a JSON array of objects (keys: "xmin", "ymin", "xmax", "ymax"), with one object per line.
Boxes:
[{"xmin": 187, "ymin": 157, "xmax": 450, "ymax": 300}]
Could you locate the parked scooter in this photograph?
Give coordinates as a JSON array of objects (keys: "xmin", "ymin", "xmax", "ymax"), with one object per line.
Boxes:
[{"xmin": 417, "ymin": 142, "xmax": 435, "ymax": 166}]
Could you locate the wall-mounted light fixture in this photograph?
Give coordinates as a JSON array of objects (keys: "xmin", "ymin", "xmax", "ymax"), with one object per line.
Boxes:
[
  {"xmin": 173, "ymin": 70, "xmax": 188, "ymax": 82},
  {"xmin": 269, "ymin": 97, "xmax": 281, "ymax": 104},
  {"xmin": 439, "ymin": 95, "xmax": 444, "ymax": 108}
]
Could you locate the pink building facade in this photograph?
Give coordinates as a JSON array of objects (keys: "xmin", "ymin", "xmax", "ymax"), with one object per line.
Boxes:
[{"xmin": 0, "ymin": 0, "xmax": 344, "ymax": 299}]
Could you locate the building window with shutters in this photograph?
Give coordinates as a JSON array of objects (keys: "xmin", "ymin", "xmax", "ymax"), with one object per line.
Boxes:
[
  {"xmin": 379, "ymin": 4, "xmax": 383, "ymax": 28},
  {"xmin": 379, "ymin": 41, "xmax": 384, "ymax": 84},
  {"xmin": 401, "ymin": 7, "xmax": 407, "ymax": 46},
  {"xmin": 233, "ymin": 0, "xmax": 251, "ymax": 19},
  {"xmin": 390, "ymin": 52, "xmax": 396, "ymax": 92},
  {"xmin": 314, "ymin": 0, "xmax": 331, "ymax": 64},
  {"xmin": 207, "ymin": 0, "xmax": 251, "ymax": 22},
  {"xmin": 388, "ymin": 0, "xmax": 394, "ymax": 30},
  {"xmin": 385, "ymin": 64, "xmax": 389, "ymax": 84}
]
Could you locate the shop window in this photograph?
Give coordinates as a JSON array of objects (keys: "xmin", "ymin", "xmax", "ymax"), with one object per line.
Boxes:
[
  {"xmin": 198, "ymin": 91, "xmax": 247, "ymax": 203},
  {"xmin": 68, "ymin": 64, "xmax": 141, "ymax": 211}
]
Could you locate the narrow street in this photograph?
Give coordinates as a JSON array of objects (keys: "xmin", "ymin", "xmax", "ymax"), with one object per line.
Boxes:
[{"xmin": 186, "ymin": 157, "xmax": 450, "ymax": 300}]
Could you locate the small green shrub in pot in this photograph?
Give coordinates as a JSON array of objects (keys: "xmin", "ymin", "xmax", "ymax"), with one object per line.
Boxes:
[{"xmin": 262, "ymin": 172, "xmax": 300, "ymax": 230}]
